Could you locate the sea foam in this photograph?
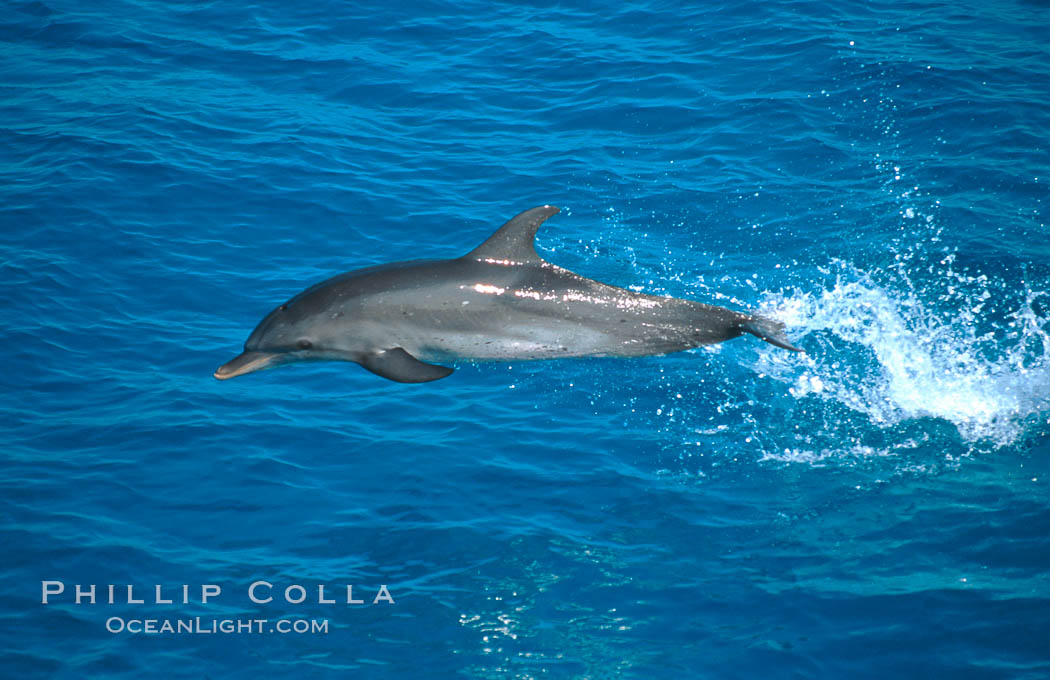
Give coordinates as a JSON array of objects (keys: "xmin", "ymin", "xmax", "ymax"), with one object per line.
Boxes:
[{"xmin": 754, "ymin": 261, "xmax": 1050, "ymax": 448}]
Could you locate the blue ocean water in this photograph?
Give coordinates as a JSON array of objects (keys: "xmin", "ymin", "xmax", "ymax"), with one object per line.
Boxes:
[{"xmin": 3, "ymin": 0, "xmax": 1049, "ymax": 677}]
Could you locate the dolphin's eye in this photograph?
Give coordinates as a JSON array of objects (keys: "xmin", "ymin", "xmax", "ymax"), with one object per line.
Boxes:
[{"xmin": 297, "ymin": 339, "xmax": 313, "ymax": 350}]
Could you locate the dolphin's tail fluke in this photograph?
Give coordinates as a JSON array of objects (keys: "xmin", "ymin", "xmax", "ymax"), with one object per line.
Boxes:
[{"xmin": 740, "ymin": 315, "xmax": 803, "ymax": 352}]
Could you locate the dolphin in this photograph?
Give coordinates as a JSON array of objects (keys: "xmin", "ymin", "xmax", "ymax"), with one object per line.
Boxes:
[{"xmin": 215, "ymin": 206, "xmax": 801, "ymax": 383}]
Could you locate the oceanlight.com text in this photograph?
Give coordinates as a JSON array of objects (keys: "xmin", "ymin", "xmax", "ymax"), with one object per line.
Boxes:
[{"xmin": 105, "ymin": 616, "xmax": 329, "ymax": 635}]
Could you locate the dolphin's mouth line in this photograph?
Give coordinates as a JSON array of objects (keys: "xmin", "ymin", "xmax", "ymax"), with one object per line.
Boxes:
[{"xmin": 214, "ymin": 351, "xmax": 283, "ymax": 380}]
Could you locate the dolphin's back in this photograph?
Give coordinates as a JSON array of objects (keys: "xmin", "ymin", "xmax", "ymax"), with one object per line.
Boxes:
[{"xmin": 362, "ymin": 259, "xmax": 766, "ymax": 361}]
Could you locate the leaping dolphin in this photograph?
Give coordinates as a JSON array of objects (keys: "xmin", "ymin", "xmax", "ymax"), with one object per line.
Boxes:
[{"xmin": 215, "ymin": 206, "xmax": 801, "ymax": 383}]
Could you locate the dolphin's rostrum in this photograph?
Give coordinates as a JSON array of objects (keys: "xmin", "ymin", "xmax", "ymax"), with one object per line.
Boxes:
[{"xmin": 215, "ymin": 206, "xmax": 801, "ymax": 383}]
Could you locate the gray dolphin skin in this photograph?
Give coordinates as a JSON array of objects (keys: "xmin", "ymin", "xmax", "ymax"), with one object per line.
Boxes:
[{"xmin": 215, "ymin": 206, "xmax": 801, "ymax": 383}]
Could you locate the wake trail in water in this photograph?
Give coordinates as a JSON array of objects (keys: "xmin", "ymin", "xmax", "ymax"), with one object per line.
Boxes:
[{"xmin": 755, "ymin": 260, "xmax": 1050, "ymax": 448}]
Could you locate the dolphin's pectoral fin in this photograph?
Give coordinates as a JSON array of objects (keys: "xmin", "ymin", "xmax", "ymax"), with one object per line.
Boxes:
[
  {"xmin": 467, "ymin": 205, "xmax": 560, "ymax": 264},
  {"xmin": 358, "ymin": 348, "xmax": 454, "ymax": 383}
]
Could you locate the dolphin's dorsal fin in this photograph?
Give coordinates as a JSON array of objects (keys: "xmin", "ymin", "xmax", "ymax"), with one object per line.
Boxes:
[{"xmin": 466, "ymin": 205, "xmax": 560, "ymax": 264}]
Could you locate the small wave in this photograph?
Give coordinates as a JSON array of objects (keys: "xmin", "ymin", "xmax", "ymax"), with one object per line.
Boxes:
[{"xmin": 754, "ymin": 261, "xmax": 1050, "ymax": 447}]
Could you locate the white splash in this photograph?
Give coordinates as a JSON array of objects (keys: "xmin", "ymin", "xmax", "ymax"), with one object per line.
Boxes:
[{"xmin": 753, "ymin": 263, "xmax": 1050, "ymax": 445}]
